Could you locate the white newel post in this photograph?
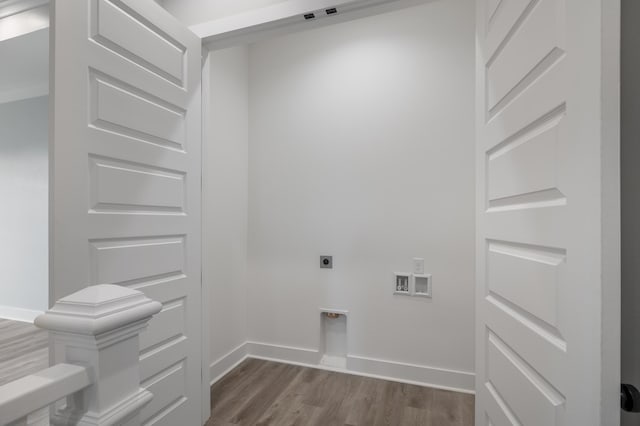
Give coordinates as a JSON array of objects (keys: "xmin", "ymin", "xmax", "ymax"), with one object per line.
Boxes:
[{"xmin": 34, "ymin": 285, "xmax": 162, "ymax": 426}]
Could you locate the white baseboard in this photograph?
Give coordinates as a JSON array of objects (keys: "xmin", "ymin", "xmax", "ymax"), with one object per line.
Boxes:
[
  {"xmin": 242, "ymin": 341, "xmax": 475, "ymax": 394},
  {"xmin": 246, "ymin": 341, "xmax": 321, "ymax": 365},
  {"xmin": 209, "ymin": 343, "xmax": 248, "ymax": 385},
  {"xmin": 347, "ymin": 354, "xmax": 474, "ymax": 394},
  {"xmin": 0, "ymin": 305, "xmax": 43, "ymax": 323}
]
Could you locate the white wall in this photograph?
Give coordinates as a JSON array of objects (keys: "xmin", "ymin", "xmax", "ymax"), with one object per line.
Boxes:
[
  {"xmin": 0, "ymin": 96, "xmax": 49, "ymax": 319},
  {"xmin": 204, "ymin": 46, "xmax": 250, "ymax": 375},
  {"xmin": 0, "ymin": 29, "xmax": 48, "ymax": 104},
  {"xmin": 247, "ymin": 0, "xmax": 475, "ymax": 388}
]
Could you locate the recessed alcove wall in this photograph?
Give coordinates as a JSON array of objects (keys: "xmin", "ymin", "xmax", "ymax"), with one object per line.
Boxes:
[
  {"xmin": 204, "ymin": 0, "xmax": 476, "ymax": 390},
  {"xmin": 246, "ymin": 0, "xmax": 475, "ymax": 382}
]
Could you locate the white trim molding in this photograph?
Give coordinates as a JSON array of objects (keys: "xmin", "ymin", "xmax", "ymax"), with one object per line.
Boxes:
[
  {"xmin": 0, "ymin": 305, "xmax": 44, "ymax": 323},
  {"xmin": 200, "ymin": 48, "xmax": 213, "ymax": 424},
  {"xmin": 192, "ymin": 0, "xmax": 362, "ymax": 43},
  {"xmin": 246, "ymin": 341, "xmax": 321, "ymax": 365},
  {"xmin": 231, "ymin": 341, "xmax": 475, "ymax": 394},
  {"xmin": 347, "ymin": 354, "xmax": 475, "ymax": 394},
  {"xmin": 195, "ymin": 0, "xmax": 432, "ymax": 49},
  {"xmin": 209, "ymin": 343, "xmax": 249, "ymax": 385}
]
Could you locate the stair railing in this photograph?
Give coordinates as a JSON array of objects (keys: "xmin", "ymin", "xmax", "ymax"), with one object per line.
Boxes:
[{"xmin": 0, "ymin": 285, "xmax": 161, "ymax": 426}]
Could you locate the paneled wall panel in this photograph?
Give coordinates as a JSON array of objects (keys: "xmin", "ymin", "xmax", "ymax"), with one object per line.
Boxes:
[
  {"xmin": 91, "ymin": 0, "xmax": 186, "ymax": 85},
  {"xmin": 51, "ymin": 0, "xmax": 202, "ymax": 423}
]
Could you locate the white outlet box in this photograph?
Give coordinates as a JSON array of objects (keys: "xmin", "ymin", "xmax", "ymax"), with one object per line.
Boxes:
[
  {"xmin": 412, "ymin": 258, "xmax": 425, "ymax": 275},
  {"xmin": 413, "ymin": 274, "xmax": 432, "ymax": 297}
]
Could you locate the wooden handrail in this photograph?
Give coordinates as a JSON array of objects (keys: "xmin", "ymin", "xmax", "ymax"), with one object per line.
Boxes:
[{"xmin": 0, "ymin": 363, "xmax": 92, "ymax": 425}]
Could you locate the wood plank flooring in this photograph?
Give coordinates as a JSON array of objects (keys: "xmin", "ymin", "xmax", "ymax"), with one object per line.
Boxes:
[
  {"xmin": 208, "ymin": 358, "xmax": 474, "ymax": 426},
  {"xmin": 0, "ymin": 319, "xmax": 48, "ymax": 386}
]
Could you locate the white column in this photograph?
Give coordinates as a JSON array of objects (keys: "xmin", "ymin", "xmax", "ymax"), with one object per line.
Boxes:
[{"xmin": 34, "ymin": 285, "xmax": 161, "ymax": 426}]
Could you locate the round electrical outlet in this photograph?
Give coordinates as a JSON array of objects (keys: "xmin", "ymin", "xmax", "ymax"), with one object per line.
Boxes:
[{"xmin": 320, "ymin": 256, "xmax": 333, "ymax": 269}]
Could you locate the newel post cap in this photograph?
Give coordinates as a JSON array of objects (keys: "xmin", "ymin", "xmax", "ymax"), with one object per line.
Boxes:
[{"xmin": 35, "ymin": 284, "xmax": 162, "ymax": 336}]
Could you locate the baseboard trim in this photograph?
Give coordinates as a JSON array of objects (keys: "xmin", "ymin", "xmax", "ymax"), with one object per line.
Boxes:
[
  {"xmin": 0, "ymin": 305, "xmax": 43, "ymax": 323},
  {"xmin": 245, "ymin": 341, "xmax": 321, "ymax": 365},
  {"xmin": 347, "ymin": 354, "xmax": 474, "ymax": 394},
  {"xmin": 209, "ymin": 343, "xmax": 249, "ymax": 385},
  {"xmin": 242, "ymin": 341, "xmax": 475, "ymax": 394}
]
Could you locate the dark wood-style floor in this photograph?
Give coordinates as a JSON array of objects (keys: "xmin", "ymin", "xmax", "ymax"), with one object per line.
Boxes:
[
  {"xmin": 208, "ymin": 358, "xmax": 474, "ymax": 426},
  {"xmin": 0, "ymin": 318, "xmax": 48, "ymax": 386}
]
